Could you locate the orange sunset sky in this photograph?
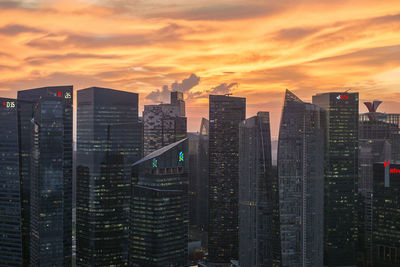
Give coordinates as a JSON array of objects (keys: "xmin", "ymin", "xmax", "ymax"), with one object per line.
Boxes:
[{"xmin": 1, "ymin": 0, "xmax": 400, "ymax": 139}]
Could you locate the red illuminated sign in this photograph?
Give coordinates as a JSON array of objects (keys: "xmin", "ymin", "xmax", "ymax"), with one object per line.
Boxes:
[
  {"xmin": 57, "ymin": 92, "xmax": 62, "ymax": 97},
  {"xmin": 384, "ymin": 161, "xmax": 400, "ymax": 174},
  {"xmin": 336, "ymin": 94, "xmax": 349, "ymax": 100},
  {"xmin": 390, "ymin": 168, "xmax": 400, "ymax": 174}
]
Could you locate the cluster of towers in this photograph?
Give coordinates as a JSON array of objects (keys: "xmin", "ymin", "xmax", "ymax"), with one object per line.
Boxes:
[{"xmin": 1, "ymin": 86, "xmax": 399, "ymax": 267}]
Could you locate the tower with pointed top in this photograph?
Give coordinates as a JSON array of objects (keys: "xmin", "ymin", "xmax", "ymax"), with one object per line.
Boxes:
[{"xmin": 278, "ymin": 90, "xmax": 324, "ymax": 267}]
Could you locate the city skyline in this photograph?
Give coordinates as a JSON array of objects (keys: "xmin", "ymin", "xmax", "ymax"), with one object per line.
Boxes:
[{"xmin": 1, "ymin": 0, "xmax": 400, "ymax": 139}]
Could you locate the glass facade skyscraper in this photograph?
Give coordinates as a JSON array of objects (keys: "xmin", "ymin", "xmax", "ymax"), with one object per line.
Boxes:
[
  {"xmin": 278, "ymin": 90, "xmax": 324, "ymax": 267},
  {"xmin": 312, "ymin": 92, "xmax": 359, "ymax": 267},
  {"xmin": 238, "ymin": 112, "xmax": 276, "ymax": 267},
  {"xmin": 372, "ymin": 162, "xmax": 400, "ymax": 267},
  {"xmin": 76, "ymin": 87, "xmax": 141, "ymax": 266},
  {"xmin": 0, "ymin": 97, "xmax": 23, "ymax": 266},
  {"xmin": 130, "ymin": 138, "xmax": 188, "ymax": 267},
  {"xmin": 17, "ymin": 86, "xmax": 73, "ymax": 266},
  {"xmin": 208, "ymin": 94, "xmax": 246, "ymax": 264},
  {"xmin": 198, "ymin": 118, "xmax": 209, "ymax": 232},
  {"xmin": 358, "ymin": 102, "xmax": 400, "ymax": 266}
]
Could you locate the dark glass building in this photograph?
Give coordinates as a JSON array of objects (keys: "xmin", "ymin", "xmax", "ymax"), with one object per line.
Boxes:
[
  {"xmin": 187, "ymin": 119, "xmax": 209, "ymax": 234},
  {"xmin": 358, "ymin": 101, "xmax": 400, "ymax": 266},
  {"xmin": 198, "ymin": 118, "xmax": 209, "ymax": 232},
  {"xmin": 208, "ymin": 94, "xmax": 246, "ymax": 264},
  {"xmin": 188, "ymin": 132, "xmax": 200, "ymax": 227},
  {"xmin": 130, "ymin": 138, "xmax": 188, "ymax": 267},
  {"xmin": 143, "ymin": 91, "xmax": 187, "ymax": 155},
  {"xmin": 18, "ymin": 86, "xmax": 73, "ymax": 266},
  {"xmin": 76, "ymin": 87, "xmax": 142, "ymax": 266},
  {"xmin": 0, "ymin": 97, "xmax": 23, "ymax": 266},
  {"xmin": 372, "ymin": 162, "xmax": 400, "ymax": 267},
  {"xmin": 278, "ymin": 90, "xmax": 324, "ymax": 267},
  {"xmin": 238, "ymin": 112, "xmax": 276, "ymax": 267},
  {"xmin": 312, "ymin": 92, "xmax": 359, "ymax": 267}
]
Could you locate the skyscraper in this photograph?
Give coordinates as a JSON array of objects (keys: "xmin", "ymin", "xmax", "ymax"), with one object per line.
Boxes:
[
  {"xmin": 358, "ymin": 101, "xmax": 400, "ymax": 266},
  {"xmin": 171, "ymin": 91, "xmax": 186, "ymax": 116},
  {"xmin": 372, "ymin": 162, "xmax": 400, "ymax": 267},
  {"xmin": 238, "ymin": 112, "xmax": 276, "ymax": 267},
  {"xmin": 208, "ymin": 94, "xmax": 246, "ymax": 264},
  {"xmin": 76, "ymin": 87, "xmax": 142, "ymax": 266},
  {"xmin": 312, "ymin": 92, "xmax": 359, "ymax": 266},
  {"xmin": 198, "ymin": 118, "xmax": 209, "ymax": 232},
  {"xmin": 143, "ymin": 91, "xmax": 187, "ymax": 155},
  {"xmin": 188, "ymin": 132, "xmax": 200, "ymax": 226},
  {"xmin": 18, "ymin": 86, "xmax": 73, "ymax": 266},
  {"xmin": 0, "ymin": 97, "xmax": 23, "ymax": 266},
  {"xmin": 130, "ymin": 138, "xmax": 188, "ymax": 267},
  {"xmin": 278, "ymin": 90, "xmax": 324, "ymax": 267}
]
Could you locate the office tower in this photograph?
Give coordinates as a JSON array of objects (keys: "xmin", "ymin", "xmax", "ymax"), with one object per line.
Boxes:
[
  {"xmin": 238, "ymin": 112, "xmax": 275, "ymax": 267},
  {"xmin": 143, "ymin": 91, "xmax": 187, "ymax": 155},
  {"xmin": 278, "ymin": 90, "xmax": 324, "ymax": 267},
  {"xmin": 358, "ymin": 101, "xmax": 400, "ymax": 266},
  {"xmin": 198, "ymin": 118, "xmax": 209, "ymax": 232},
  {"xmin": 76, "ymin": 87, "xmax": 141, "ymax": 266},
  {"xmin": 188, "ymin": 120, "xmax": 209, "ymax": 233},
  {"xmin": 208, "ymin": 94, "xmax": 246, "ymax": 264},
  {"xmin": 17, "ymin": 86, "xmax": 73, "ymax": 266},
  {"xmin": 188, "ymin": 132, "xmax": 200, "ymax": 226},
  {"xmin": 130, "ymin": 138, "xmax": 188, "ymax": 267},
  {"xmin": 271, "ymin": 165, "xmax": 282, "ymax": 267},
  {"xmin": 312, "ymin": 92, "xmax": 359, "ymax": 266},
  {"xmin": 171, "ymin": 91, "xmax": 185, "ymax": 116},
  {"xmin": 0, "ymin": 97, "xmax": 23, "ymax": 266},
  {"xmin": 372, "ymin": 162, "xmax": 400, "ymax": 266}
]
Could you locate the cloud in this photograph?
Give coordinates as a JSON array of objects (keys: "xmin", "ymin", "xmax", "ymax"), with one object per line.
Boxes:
[
  {"xmin": 145, "ymin": 84, "xmax": 170, "ymax": 102},
  {"xmin": 208, "ymin": 82, "xmax": 238, "ymax": 94},
  {"xmin": 145, "ymin": 73, "xmax": 200, "ymax": 102},
  {"xmin": 0, "ymin": 1, "xmax": 21, "ymax": 9},
  {"xmin": 272, "ymin": 27, "xmax": 319, "ymax": 41},
  {"xmin": 0, "ymin": 24, "xmax": 43, "ymax": 35},
  {"xmin": 151, "ymin": 3, "xmax": 282, "ymax": 21},
  {"xmin": 24, "ymin": 53, "xmax": 122, "ymax": 65},
  {"xmin": 26, "ymin": 23, "xmax": 191, "ymax": 49},
  {"xmin": 171, "ymin": 73, "xmax": 200, "ymax": 92}
]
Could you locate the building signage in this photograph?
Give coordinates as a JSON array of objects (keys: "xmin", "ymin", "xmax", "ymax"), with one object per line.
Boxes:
[
  {"xmin": 2, "ymin": 101, "xmax": 15, "ymax": 108},
  {"xmin": 152, "ymin": 158, "xmax": 158, "ymax": 168},
  {"xmin": 336, "ymin": 94, "xmax": 349, "ymax": 100}
]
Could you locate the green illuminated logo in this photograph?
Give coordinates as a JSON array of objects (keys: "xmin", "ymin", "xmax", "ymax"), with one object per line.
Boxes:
[
  {"xmin": 179, "ymin": 151, "xmax": 184, "ymax": 162},
  {"xmin": 152, "ymin": 158, "xmax": 157, "ymax": 168}
]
